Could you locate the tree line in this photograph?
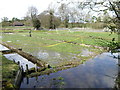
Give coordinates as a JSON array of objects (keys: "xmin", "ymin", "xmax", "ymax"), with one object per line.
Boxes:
[{"xmin": 1, "ymin": 0, "xmax": 119, "ymax": 33}]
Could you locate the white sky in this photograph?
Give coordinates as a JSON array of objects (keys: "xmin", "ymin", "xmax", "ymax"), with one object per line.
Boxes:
[
  {"xmin": 0, "ymin": 0, "xmax": 55, "ymax": 21},
  {"xmin": 0, "ymin": 0, "xmax": 116, "ymax": 22}
]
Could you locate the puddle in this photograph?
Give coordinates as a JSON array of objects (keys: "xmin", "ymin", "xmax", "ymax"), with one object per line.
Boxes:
[
  {"xmin": 79, "ymin": 49, "xmax": 94, "ymax": 57},
  {"xmin": 22, "ymin": 35, "xmax": 26, "ymax": 36},
  {"xmin": 6, "ymin": 33, "xmax": 14, "ymax": 34},
  {"xmin": 17, "ymin": 40, "xmax": 20, "ymax": 42},
  {"xmin": 32, "ymin": 48, "xmax": 95, "ymax": 66},
  {"xmin": 7, "ymin": 41, "xmax": 12, "ymax": 42},
  {"xmin": 38, "ymin": 51, "xmax": 49, "ymax": 60},
  {"xmin": 37, "ymin": 50, "xmax": 62, "ymax": 60},
  {"xmin": 4, "ymin": 53, "xmax": 38, "ymax": 72},
  {"xmin": 20, "ymin": 51, "xmax": 118, "ymax": 88},
  {"xmin": 0, "ymin": 44, "xmax": 9, "ymax": 51},
  {"xmin": 32, "ymin": 49, "xmax": 76, "ymax": 66},
  {"xmin": 24, "ymin": 44, "xmax": 27, "ymax": 45}
]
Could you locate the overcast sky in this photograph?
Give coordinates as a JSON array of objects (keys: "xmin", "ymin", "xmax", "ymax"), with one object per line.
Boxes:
[{"xmin": 0, "ymin": 0, "xmax": 55, "ymax": 21}]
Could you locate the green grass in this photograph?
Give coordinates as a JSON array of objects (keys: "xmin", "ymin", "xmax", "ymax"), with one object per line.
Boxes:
[
  {"xmin": 0, "ymin": 53, "xmax": 2, "ymax": 89},
  {"xmin": 1, "ymin": 29, "xmax": 118, "ymax": 66},
  {"xmin": 1, "ymin": 53, "xmax": 19, "ymax": 89},
  {"xmin": 0, "ymin": 26, "xmax": 32, "ymax": 33},
  {"xmin": 2, "ymin": 26, "xmax": 32, "ymax": 29}
]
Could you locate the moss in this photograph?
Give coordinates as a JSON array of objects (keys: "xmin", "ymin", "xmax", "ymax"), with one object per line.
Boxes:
[
  {"xmin": 2, "ymin": 56, "xmax": 19, "ymax": 89},
  {"xmin": 58, "ymin": 77, "xmax": 64, "ymax": 80}
]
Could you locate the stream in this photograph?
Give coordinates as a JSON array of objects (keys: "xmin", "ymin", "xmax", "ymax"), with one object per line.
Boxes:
[{"xmin": 20, "ymin": 51, "xmax": 119, "ymax": 88}]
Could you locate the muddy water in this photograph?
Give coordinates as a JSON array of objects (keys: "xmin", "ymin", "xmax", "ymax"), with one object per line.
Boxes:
[
  {"xmin": 20, "ymin": 52, "xmax": 119, "ymax": 88},
  {"xmin": 4, "ymin": 53, "xmax": 38, "ymax": 72}
]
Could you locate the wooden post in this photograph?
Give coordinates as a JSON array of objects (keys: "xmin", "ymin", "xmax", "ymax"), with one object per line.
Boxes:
[
  {"xmin": 26, "ymin": 64, "xmax": 29, "ymax": 74},
  {"xmin": 35, "ymin": 64, "xmax": 38, "ymax": 72},
  {"xmin": 29, "ymin": 30, "xmax": 32, "ymax": 37},
  {"xmin": 13, "ymin": 59, "xmax": 15, "ymax": 63},
  {"xmin": 17, "ymin": 61, "xmax": 20, "ymax": 65},
  {"xmin": 21, "ymin": 65, "xmax": 23, "ymax": 74},
  {"xmin": 18, "ymin": 48, "xmax": 22, "ymax": 51}
]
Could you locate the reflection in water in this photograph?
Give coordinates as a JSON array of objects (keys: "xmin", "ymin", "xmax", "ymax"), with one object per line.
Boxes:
[
  {"xmin": 20, "ymin": 52, "xmax": 118, "ymax": 88},
  {"xmin": 0, "ymin": 44, "xmax": 9, "ymax": 51},
  {"xmin": 32, "ymin": 48, "xmax": 95, "ymax": 66},
  {"xmin": 32, "ymin": 49, "xmax": 72, "ymax": 66},
  {"xmin": 80, "ymin": 49, "xmax": 94, "ymax": 57}
]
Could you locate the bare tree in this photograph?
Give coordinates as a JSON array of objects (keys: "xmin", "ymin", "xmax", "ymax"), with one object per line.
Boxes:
[
  {"xmin": 1, "ymin": 17, "xmax": 10, "ymax": 27},
  {"xmin": 47, "ymin": 3, "xmax": 58, "ymax": 29},
  {"xmin": 38, "ymin": 10, "xmax": 61, "ymax": 29},
  {"xmin": 27, "ymin": 6, "xmax": 41, "ymax": 37},
  {"xmin": 38, "ymin": 3, "xmax": 61, "ymax": 29},
  {"xmin": 27, "ymin": 6, "xmax": 41, "ymax": 30},
  {"xmin": 58, "ymin": 3, "xmax": 70, "ymax": 28},
  {"xmin": 49, "ymin": 10, "xmax": 54, "ymax": 29},
  {"xmin": 76, "ymin": 0, "xmax": 120, "ymax": 33},
  {"xmin": 27, "ymin": 6, "xmax": 38, "ymax": 19}
]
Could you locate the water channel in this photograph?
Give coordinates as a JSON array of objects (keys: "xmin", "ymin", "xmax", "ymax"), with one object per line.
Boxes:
[
  {"xmin": 20, "ymin": 52, "xmax": 119, "ymax": 88},
  {"xmin": 4, "ymin": 53, "xmax": 38, "ymax": 72}
]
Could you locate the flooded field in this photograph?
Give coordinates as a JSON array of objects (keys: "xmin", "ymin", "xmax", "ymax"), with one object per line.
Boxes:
[
  {"xmin": 1, "ymin": 30, "xmax": 119, "ymax": 88},
  {"xmin": 20, "ymin": 51, "xmax": 119, "ymax": 88},
  {"xmin": 2, "ymin": 30, "xmax": 118, "ymax": 67},
  {"xmin": 31, "ymin": 48, "xmax": 96, "ymax": 66}
]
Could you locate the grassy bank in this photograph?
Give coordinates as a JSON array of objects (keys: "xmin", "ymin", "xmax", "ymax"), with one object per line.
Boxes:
[
  {"xmin": 0, "ymin": 53, "xmax": 2, "ymax": 89},
  {"xmin": 1, "ymin": 53, "xmax": 19, "ymax": 89}
]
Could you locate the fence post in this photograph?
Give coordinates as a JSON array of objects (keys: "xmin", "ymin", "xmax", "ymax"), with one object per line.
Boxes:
[
  {"xmin": 26, "ymin": 64, "xmax": 28, "ymax": 74},
  {"xmin": 35, "ymin": 64, "xmax": 38, "ymax": 72},
  {"xmin": 13, "ymin": 59, "xmax": 15, "ymax": 63},
  {"xmin": 17, "ymin": 61, "xmax": 20, "ymax": 65},
  {"xmin": 21, "ymin": 65, "xmax": 23, "ymax": 74}
]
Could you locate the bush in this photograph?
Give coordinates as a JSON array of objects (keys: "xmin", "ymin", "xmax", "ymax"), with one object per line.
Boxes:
[
  {"xmin": 2, "ymin": 21, "xmax": 11, "ymax": 27},
  {"xmin": 85, "ymin": 23, "xmax": 106, "ymax": 29}
]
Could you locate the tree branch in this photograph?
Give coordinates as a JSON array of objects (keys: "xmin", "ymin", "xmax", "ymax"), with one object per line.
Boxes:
[{"xmin": 108, "ymin": 1, "xmax": 120, "ymax": 20}]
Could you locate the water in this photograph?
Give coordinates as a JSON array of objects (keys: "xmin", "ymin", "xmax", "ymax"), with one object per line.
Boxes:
[
  {"xmin": 4, "ymin": 53, "xmax": 37, "ymax": 72},
  {"xmin": 20, "ymin": 52, "xmax": 119, "ymax": 88},
  {"xmin": 0, "ymin": 44, "xmax": 9, "ymax": 51},
  {"xmin": 32, "ymin": 49, "xmax": 74, "ymax": 66},
  {"xmin": 31, "ymin": 48, "xmax": 96, "ymax": 67}
]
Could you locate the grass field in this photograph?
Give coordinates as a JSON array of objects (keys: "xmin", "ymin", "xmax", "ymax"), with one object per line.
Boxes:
[
  {"xmin": 1, "ymin": 26, "xmax": 33, "ymax": 29},
  {"xmin": 1, "ymin": 29, "xmax": 118, "ymax": 66}
]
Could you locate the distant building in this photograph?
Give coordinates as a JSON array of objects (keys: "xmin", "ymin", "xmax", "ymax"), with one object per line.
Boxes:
[{"xmin": 13, "ymin": 21, "xmax": 24, "ymax": 26}]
